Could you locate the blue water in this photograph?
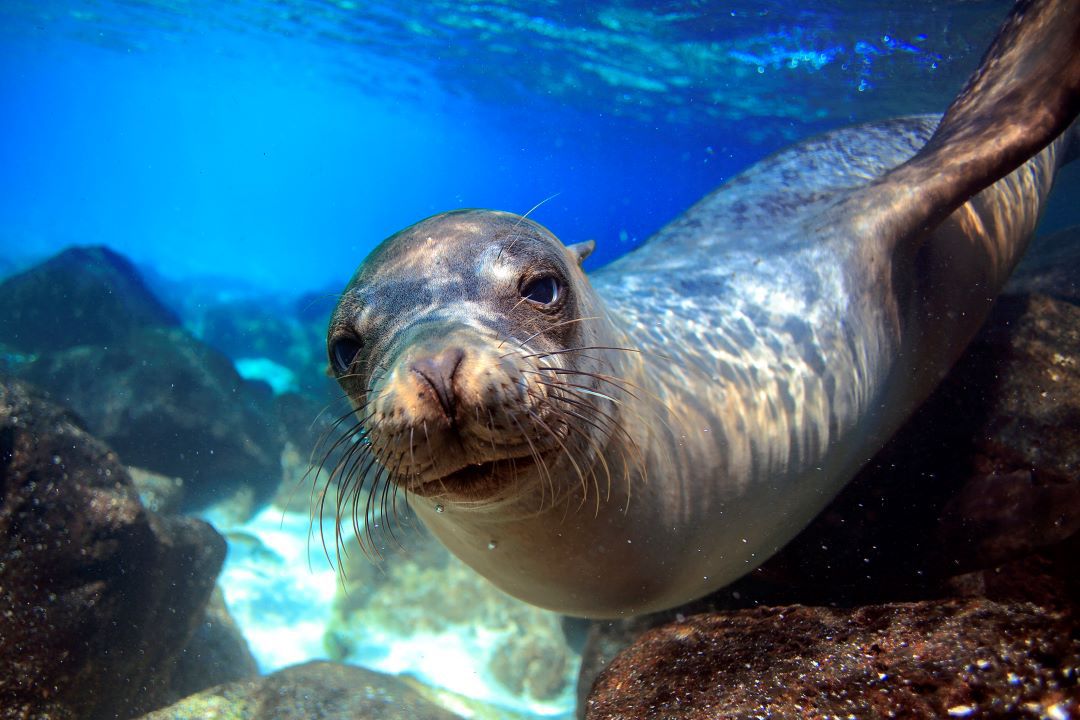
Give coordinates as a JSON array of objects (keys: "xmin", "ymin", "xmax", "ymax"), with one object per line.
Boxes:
[
  {"xmin": 1, "ymin": 0, "xmax": 1016, "ymax": 294},
  {"xmin": 6, "ymin": 1, "xmax": 1073, "ymax": 716}
]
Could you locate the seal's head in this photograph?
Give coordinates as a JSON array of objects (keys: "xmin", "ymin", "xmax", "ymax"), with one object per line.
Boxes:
[{"xmin": 325, "ymin": 210, "xmax": 631, "ymax": 530}]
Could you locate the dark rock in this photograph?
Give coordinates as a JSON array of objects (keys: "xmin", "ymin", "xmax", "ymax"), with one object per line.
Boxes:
[
  {"xmin": 0, "ymin": 377, "xmax": 227, "ymax": 720},
  {"xmin": 1007, "ymin": 225, "xmax": 1080, "ymax": 304},
  {"xmin": 140, "ymin": 661, "xmax": 463, "ymax": 719},
  {"xmin": 167, "ymin": 588, "xmax": 260, "ymax": 703},
  {"xmin": 962, "ymin": 293, "xmax": 1080, "ymax": 478},
  {"xmin": 0, "ymin": 246, "xmax": 178, "ymax": 354},
  {"xmin": 585, "ymin": 600, "xmax": 1079, "ymax": 720},
  {"xmin": 939, "ymin": 469, "xmax": 1080, "ymax": 574},
  {"xmin": 128, "ymin": 466, "xmax": 186, "ymax": 515},
  {"xmin": 16, "ymin": 327, "xmax": 284, "ymax": 510}
]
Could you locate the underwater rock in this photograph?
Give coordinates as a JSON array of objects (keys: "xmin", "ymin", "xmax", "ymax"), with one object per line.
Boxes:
[
  {"xmin": 584, "ymin": 600, "xmax": 1078, "ymax": 720},
  {"xmin": 167, "ymin": 588, "xmax": 260, "ymax": 704},
  {"xmin": 0, "ymin": 377, "xmax": 227, "ymax": 720},
  {"xmin": 0, "ymin": 245, "xmax": 179, "ymax": 354},
  {"xmin": 138, "ymin": 661, "xmax": 463, "ymax": 720},
  {"xmin": 16, "ymin": 327, "xmax": 284, "ymax": 511},
  {"xmin": 128, "ymin": 465, "xmax": 187, "ymax": 515},
  {"xmin": 957, "ymin": 293, "xmax": 1080, "ymax": 480},
  {"xmin": 1007, "ymin": 225, "xmax": 1080, "ymax": 304}
]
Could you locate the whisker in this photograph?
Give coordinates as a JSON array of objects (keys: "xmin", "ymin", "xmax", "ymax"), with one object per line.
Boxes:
[
  {"xmin": 509, "ymin": 413, "xmax": 555, "ymax": 511},
  {"xmin": 499, "ymin": 316, "xmax": 602, "ymax": 352},
  {"xmin": 497, "ymin": 193, "xmax": 562, "ymax": 261},
  {"xmin": 526, "ymin": 387, "xmax": 613, "ymax": 514},
  {"xmin": 521, "ymin": 345, "xmax": 645, "ymax": 360}
]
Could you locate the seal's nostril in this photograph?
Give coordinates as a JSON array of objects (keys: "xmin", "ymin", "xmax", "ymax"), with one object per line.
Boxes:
[{"xmin": 410, "ymin": 347, "xmax": 466, "ymax": 418}]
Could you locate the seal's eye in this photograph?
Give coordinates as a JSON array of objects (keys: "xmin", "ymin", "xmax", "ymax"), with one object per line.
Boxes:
[
  {"xmin": 330, "ymin": 336, "xmax": 363, "ymax": 375},
  {"xmin": 521, "ymin": 275, "xmax": 560, "ymax": 306}
]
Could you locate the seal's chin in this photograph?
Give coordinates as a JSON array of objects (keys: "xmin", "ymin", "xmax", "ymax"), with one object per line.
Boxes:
[{"xmin": 409, "ymin": 452, "xmax": 549, "ymax": 499}]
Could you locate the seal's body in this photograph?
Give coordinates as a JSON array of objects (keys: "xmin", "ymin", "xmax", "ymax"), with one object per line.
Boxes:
[{"xmin": 325, "ymin": 0, "xmax": 1080, "ymax": 617}]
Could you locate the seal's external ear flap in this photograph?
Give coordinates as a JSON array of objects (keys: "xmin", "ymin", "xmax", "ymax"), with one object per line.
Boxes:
[{"xmin": 567, "ymin": 240, "xmax": 595, "ymax": 266}]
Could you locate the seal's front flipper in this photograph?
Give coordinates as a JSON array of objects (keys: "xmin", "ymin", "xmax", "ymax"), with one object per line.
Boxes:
[{"xmin": 857, "ymin": 0, "xmax": 1080, "ymax": 255}]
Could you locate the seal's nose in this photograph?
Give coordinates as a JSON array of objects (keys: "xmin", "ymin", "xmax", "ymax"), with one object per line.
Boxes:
[{"xmin": 410, "ymin": 347, "xmax": 466, "ymax": 419}]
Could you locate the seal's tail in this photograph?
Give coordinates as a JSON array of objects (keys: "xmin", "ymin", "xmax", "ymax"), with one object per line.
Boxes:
[{"xmin": 854, "ymin": 0, "xmax": 1080, "ymax": 252}]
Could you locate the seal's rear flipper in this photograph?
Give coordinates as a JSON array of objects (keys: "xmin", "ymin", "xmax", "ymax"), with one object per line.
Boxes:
[{"xmin": 858, "ymin": 0, "xmax": 1080, "ymax": 253}]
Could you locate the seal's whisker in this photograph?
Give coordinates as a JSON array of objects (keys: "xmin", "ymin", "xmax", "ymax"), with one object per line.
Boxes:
[
  {"xmin": 531, "ymin": 366, "xmax": 671, "ymax": 462},
  {"xmin": 306, "ymin": 416, "xmax": 369, "ymax": 556},
  {"xmin": 565, "ymin": 405, "xmax": 630, "ymax": 507},
  {"xmin": 308, "ymin": 409, "xmax": 372, "ymax": 477},
  {"xmin": 377, "ymin": 451, "xmax": 408, "ymax": 553},
  {"xmin": 522, "ymin": 345, "xmax": 643, "ymax": 360},
  {"xmin": 507, "ymin": 296, "xmax": 530, "ymax": 316},
  {"xmin": 496, "ymin": 194, "xmax": 560, "ymax": 262},
  {"xmin": 387, "ymin": 429, "xmax": 415, "ymax": 538},
  {"xmin": 540, "ymin": 382, "xmax": 648, "ymax": 496},
  {"xmin": 315, "ymin": 433, "xmax": 365, "ymax": 574},
  {"xmin": 302, "ymin": 292, "xmax": 347, "ymax": 313},
  {"xmin": 350, "ymin": 452, "xmax": 388, "ymax": 562},
  {"xmin": 484, "ymin": 408, "xmax": 500, "ymax": 458},
  {"xmin": 420, "ymin": 420, "xmax": 451, "ymax": 499},
  {"xmin": 333, "ymin": 441, "xmax": 373, "ymax": 569},
  {"xmin": 285, "ymin": 413, "xmax": 360, "ymax": 523},
  {"xmin": 509, "ymin": 413, "xmax": 555, "ymax": 511},
  {"xmin": 530, "ymin": 377, "xmax": 624, "ymax": 431},
  {"xmin": 550, "ymin": 366, "xmax": 675, "ymax": 434},
  {"xmin": 352, "ymin": 418, "xmax": 399, "ymax": 561},
  {"xmin": 527, "ymin": 372, "xmax": 624, "ymax": 407},
  {"xmin": 363, "ymin": 461, "xmax": 392, "ymax": 560},
  {"xmin": 516, "ymin": 192, "xmax": 559, "ymax": 224},
  {"xmin": 537, "ymin": 392, "xmax": 614, "ymax": 514},
  {"xmin": 526, "ymin": 408, "xmax": 590, "ymax": 507},
  {"xmin": 498, "ymin": 316, "xmax": 603, "ymax": 353},
  {"xmin": 311, "ymin": 415, "xmax": 373, "ymax": 500},
  {"xmin": 542, "ymin": 366, "xmax": 644, "ymax": 401},
  {"xmin": 545, "ymin": 390, "xmax": 635, "ymax": 510},
  {"xmin": 345, "ymin": 446, "xmax": 382, "ymax": 559}
]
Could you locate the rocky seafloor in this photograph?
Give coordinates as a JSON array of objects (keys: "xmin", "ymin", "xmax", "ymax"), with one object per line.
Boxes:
[{"xmin": 1, "ymin": 229, "xmax": 1078, "ymax": 719}]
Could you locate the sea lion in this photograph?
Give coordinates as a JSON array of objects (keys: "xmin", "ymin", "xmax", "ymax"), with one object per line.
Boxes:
[{"xmin": 321, "ymin": 0, "xmax": 1080, "ymax": 618}]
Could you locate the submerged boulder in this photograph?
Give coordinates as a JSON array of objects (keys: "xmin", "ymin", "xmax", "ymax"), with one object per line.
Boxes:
[
  {"xmin": 139, "ymin": 661, "xmax": 463, "ymax": 720},
  {"xmin": 17, "ymin": 326, "xmax": 283, "ymax": 509},
  {"xmin": 585, "ymin": 600, "xmax": 1078, "ymax": 720},
  {"xmin": 1007, "ymin": 224, "xmax": 1080, "ymax": 304},
  {"xmin": 168, "ymin": 588, "xmax": 260, "ymax": 705},
  {"xmin": 0, "ymin": 378, "xmax": 226, "ymax": 719},
  {"xmin": 0, "ymin": 245, "xmax": 178, "ymax": 354},
  {"xmin": 0, "ymin": 245, "xmax": 289, "ymax": 511}
]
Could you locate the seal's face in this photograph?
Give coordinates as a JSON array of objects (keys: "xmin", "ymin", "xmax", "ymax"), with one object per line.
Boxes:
[{"xmin": 327, "ymin": 210, "xmax": 613, "ymax": 508}]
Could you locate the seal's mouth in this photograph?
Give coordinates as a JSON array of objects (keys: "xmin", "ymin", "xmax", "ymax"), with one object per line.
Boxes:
[{"xmin": 409, "ymin": 451, "xmax": 549, "ymax": 498}]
